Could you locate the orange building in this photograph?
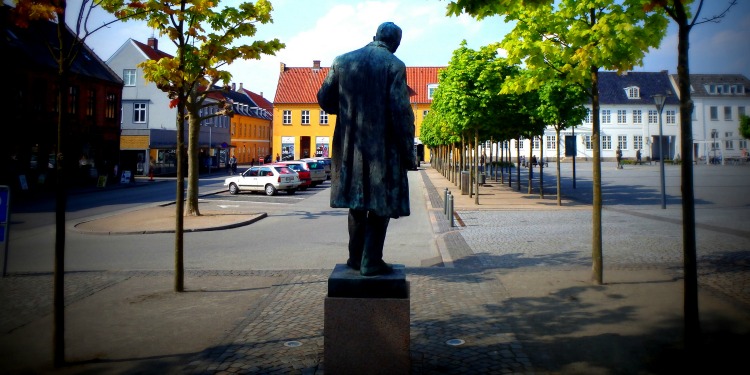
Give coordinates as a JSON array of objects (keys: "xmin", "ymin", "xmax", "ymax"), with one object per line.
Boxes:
[
  {"xmin": 223, "ymin": 83, "xmax": 273, "ymax": 164},
  {"xmin": 273, "ymin": 61, "xmax": 442, "ymax": 163}
]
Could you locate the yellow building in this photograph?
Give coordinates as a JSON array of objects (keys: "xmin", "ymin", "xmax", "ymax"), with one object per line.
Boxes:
[
  {"xmin": 224, "ymin": 84, "xmax": 274, "ymax": 164},
  {"xmin": 273, "ymin": 61, "xmax": 442, "ymax": 163}
]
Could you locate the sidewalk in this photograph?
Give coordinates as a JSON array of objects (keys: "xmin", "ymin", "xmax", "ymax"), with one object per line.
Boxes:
[{"xmin": 1, "ymin": 165, "xmax": 749, "ymax": 374}]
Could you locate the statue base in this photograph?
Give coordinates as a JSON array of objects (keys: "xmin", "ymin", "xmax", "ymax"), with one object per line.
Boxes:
[{"xmin": 324, "ymin": 263, "xmax": 410, "ymax": 374}]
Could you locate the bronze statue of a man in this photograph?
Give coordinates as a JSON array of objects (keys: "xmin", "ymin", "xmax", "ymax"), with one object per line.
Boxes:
[{"xmin": 317, "ymin": 22, "xmax": 416, "ymax": 277}]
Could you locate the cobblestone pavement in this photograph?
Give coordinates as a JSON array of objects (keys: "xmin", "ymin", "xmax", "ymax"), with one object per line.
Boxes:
[{"xmin": 2, "ymin": 165, "xmax": 749, "ymax": 374}]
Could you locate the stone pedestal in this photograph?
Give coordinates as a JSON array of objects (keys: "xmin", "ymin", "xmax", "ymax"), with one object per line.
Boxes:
[{"xmin": 324, "ymin": 264, "xmax": 410, "ymax": 375}]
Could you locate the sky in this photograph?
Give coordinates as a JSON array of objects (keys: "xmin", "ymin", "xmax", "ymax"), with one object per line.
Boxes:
[{"xmin": 64, "ymin": 0, "xmax": 750, "ymax": 101}]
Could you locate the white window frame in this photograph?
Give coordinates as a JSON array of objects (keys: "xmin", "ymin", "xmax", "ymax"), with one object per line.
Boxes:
[
  {"xmin": 319, "ymin": 110, "xmax": 328, "ymax": 125},
  {"xmin": 602, "ymin": 109, "xmax": 611, "ymax": 124},
  {"xmin": 617, "ymin": 110, "xmax": 627, "ymax": 124},
  {"xmin": 283, "ymin": 110, "xmax": 291, "ymax": 125},
  {"xmin": 666, "ymin": 110, "xmax": 676, "ymax": 124},
  {"xmin": 123, "ymin": 69, "xmax": 136, "ymax": 86},
  {"xmin": 633, "ymin": 109, "xmax": 642, "ymax": 124},
  {"xmin": 725, "ymin": 132, "xmax": 734, "ymax": 150},
  {"xmin": 133, "ymin": 102, "xmax": 147, "ymax": 123},
  {"xmin": 585, "ymin": 135, "xmax": 593, "ymax": 150},
  {"xmin": 301, "ymin": 110, "xmax": 310, "ymax": 125},
  {"xmin": 532, "ymin": 137, "xmax": 540, "ymax": 149},
  {"xmin": 617, "ymin": 135, "xmax": 627, "ymax": 150},
  {"xmin": 710, "ymin": 106, "xmax": 718, "ymax": 121},
  {"xmin": 724, "ymin": 106, "xmax": 732, "ymax": 121},
  {"xmin": 585, "ymin": 109, "xmax": 592, "ymax": 124},
  {"xmin": 602, "ymin": 135, "xmax": 612, "ymax": 150},
  {"xmin": 634, "ymin": 135, "xmax": 643, "ymax": 150},
  {"xmin": 625, "ymin": 86, "xmax": 640, "ymax": 99},
  {"xmin": 427, "ymin": 84, "xmax": 438, "ymax": 100},
  {"xmin": 648, "ymin": 110, "xmax": 658, "ymax": 124},
  {"xmin": 546, "ymin": 135, "xmax": 556, "ymax": 150}
]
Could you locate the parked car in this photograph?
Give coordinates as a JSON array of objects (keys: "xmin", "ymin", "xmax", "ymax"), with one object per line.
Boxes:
[
  {"xmin": 274, "ymin": 161, "xmax": 312, "ymax": 190},
  {"xmin": 299, "ymin": 159, "xmax": 327, "ymax": 187},
  {"xmin": 312, "ymin": 157, "xmax": 331, "ymax": 180},
  {"xmin": 224, "ymin": 165, "xmax": 300, "ymax": 196}
]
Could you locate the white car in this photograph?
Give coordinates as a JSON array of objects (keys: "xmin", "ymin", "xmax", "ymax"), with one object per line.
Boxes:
[
  {"xmin": 224, "ymin": 165, "xmax": 301, "ymax": 196},
  {"xmin": 299, "ymin": 159, "xmax": 327, "ymax": 187}
]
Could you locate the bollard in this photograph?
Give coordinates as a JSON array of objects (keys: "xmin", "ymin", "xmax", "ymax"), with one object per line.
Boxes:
[
  {"xmin": 444, "ymin": 188, "xmax": 449, "ymax": 216},
  {"xmin": 447, "ymin": 193, "xmax": 454, "ymax": 227}
]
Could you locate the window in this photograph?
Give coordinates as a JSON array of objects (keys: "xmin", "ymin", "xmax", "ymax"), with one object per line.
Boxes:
[
  {"xmin": 320, "ymin": 110, "xmax": 328, "ymax": 125},
  {"xmin": 518, "ymin": 137, "xmax": 524, "ymax": 149},
  {"xmin": 709, "ymin": 106, "xmax": 718, "ymax": 120},
  {"xmin": 724, "ymin": 106, "xmax": 732, "ymax": 120},
  {"xmin": 301, "ymin": 110, "xmax": 310, "ymax": 125},
  {"xmin": 86, "ymin": 89, "xmax": 95, "ymax": 117},
  {"xmin": 617, "ymin": 110, "xmax": 627, "ymax": 124},
  {"xmin": 648, "ymin": 110, "xmax": 658, "ymax": 124},
  {"xmin": 739, "ymin": 107, "xmax": 746, "ymax": 118},
  {"xmin": 133, "ymin": 102, "xmax": 147, "ymax": 123},
  {"xmin": 546, "ymin": 135, "xmax": 556, "ymax": 149},
  {"xmin": 725, "ymin": 132, "xmax": 734, "ymax": 150},
  {"xmin": 585, "ymin": 109, "xmax": 592, "ymax": 123},
  {"xmin": 68, "ymin": 86, "xmax": 78, "ymax": 114},
  {"xmin": 123, "ymin": 69, "xmax": 136, "ymax": 86},
  {"xmin": 585, "ymin": 135, "xmax": 593, "ymax": 150},
  {"xmin": 633, "ymin": 110, "xmax": 642, "ymax": 124},
  {"xmin": 427, "ymin": 84, "xmax": 438, "ymax": 100},
  {"xmin": 617, "ymin": 135, "xmax": 627, "ymax": 150},
  {"xmin": 532, "ymin": 137, "xmax": 540, "ymax": 149},
  {"xmin": 625, "ymin": 86, "xmax": 640, "ymax": 99},
  {"xmin": 666, "ymin": 110, "xmax": 676, "ymax": 124},
  {"xmin": 634, "ymin": 135, "xmax": 643, "ymax": 150},
  {"xmin": 602, "ymin": 135, "xmax": 612, "ymax": 150},
  {"xmin": 740, "ymin": 140, "xmax": 748, "ymax": 150},
  {"xmin": 283, "ymin": 110, "xmax": 291, "ymax": 124},
  {"xmin": 105, "ymin": 93, "xmax": 116, "ymax": 119},
  {"xmin": 601, "ymin": 110, "xmax": 611, "ymax": 124}
]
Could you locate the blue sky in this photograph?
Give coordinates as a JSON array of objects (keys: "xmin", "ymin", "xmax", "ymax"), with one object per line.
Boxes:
[{"xmin": 71, "ymin": 0, "xmax": 750, "ymax": 101}]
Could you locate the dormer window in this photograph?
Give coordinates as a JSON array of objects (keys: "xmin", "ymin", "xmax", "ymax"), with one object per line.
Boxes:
[
  {"xmin": 625, "ymin": 86, "xmax": 640, "ymax": 99},
  {"xmin": 427, "ymin": 84, "xmax": 438, "ymax": 100}
]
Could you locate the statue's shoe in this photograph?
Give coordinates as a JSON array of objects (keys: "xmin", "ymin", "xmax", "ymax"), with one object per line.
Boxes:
[
  {"xmin": 346, "ymin": 259, "xmax": 361, "ymax": 271},
  {"xmin": 360, "ymin": 261, "xmax": 393, "ymax": 277}
]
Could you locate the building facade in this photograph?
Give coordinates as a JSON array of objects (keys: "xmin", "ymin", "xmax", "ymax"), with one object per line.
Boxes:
[
  {"xmin": 273, "ymin": 61, "xmax": 441, "ymax": 163},
  {"xmin": 2, "ymin": 6, "xmax": 123, "ymax": 191},
  {"xmin": 673, "ymin": 74, "xmax": 750, "ymax": 163}
]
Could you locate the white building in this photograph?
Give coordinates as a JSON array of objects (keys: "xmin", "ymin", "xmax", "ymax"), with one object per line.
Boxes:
[{"xmin": 672, "ymin": 74, "xmax": 750, "ymax": 164}]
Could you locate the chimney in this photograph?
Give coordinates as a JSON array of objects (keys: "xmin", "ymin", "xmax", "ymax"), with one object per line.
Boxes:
[
  {"xmin": 239, "ymin": 82, "xmax": 244, "ymax": 91},
  {"xmin": 147, "ymin": 37, "xmax": 158, "ymax": 50},
  {"xmin": 280, "ymin": 62, "xmax": 286, "ymax": 73},
  {"xmin": 313, "ymin": 60, "xmax": 321, "ymax": 71},
  {"xmin": 232, "ymin": 83, "xmax": 236, "ymax": 91}
]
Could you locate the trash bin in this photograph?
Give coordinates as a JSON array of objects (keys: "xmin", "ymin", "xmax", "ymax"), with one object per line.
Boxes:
[
  {"xmin": 479, "ymin": 172, "xmax": 486, "ymax": 185},
  {"xmin": 461, "ymin": 171, "xmax": 470, "ymax": 195}
]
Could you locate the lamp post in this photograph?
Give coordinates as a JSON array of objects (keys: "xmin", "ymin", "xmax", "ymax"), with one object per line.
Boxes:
[{"xmin": 653, "ymin": 93, "xmax": 667, "ymax": 209}]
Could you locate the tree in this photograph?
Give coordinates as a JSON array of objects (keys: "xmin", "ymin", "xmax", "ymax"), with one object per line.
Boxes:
[
  {"xmin": 107, "ymin": 0, "xmax": 283, "ymax": 291},
  {"xmin": 431, "ymin": 41, "xmax": 522, "ymax": 204},
  {"xmin": 9, "ymin": 0, "xmax": 144, "ymax": 366},
  {"xmin": 646, "ymin": 0, "xmax": 738, "ymax": 353},
  {"xmin": 536, "ymin": 80, "xmax": 588, "ymax": 205},
  {"xmin": 740, "ymin": 115, "xmax": 750, "ymax": 140},
  {"xmin": 447, "ymin": 0, "xmax": 668, "ymax": 285}
]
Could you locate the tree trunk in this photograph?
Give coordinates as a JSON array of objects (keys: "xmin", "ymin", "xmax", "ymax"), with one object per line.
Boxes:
[
  {"xmin": 556, "ymin": 127, "xmax": 562, "ymax": 206},
  {"xmin": 591, "ymin": 64, "xmax": 603, "ymax": 285},
  {"xmin": 175, "ymin": 100, "xmax": 186, "ymax": 292},
  {"xmin": 675, "ymin": 1, "xmax": 700, "ymax": 350},
  {"xmin": 185, "ymin": 93, "xmax": 202, "ymax": 216},
  {"xmin": 539, "ymin": 135, "xmax": 545, "ymax": 199},
  {"xmin": 528, "ymin": 139, "xmax": 533, "ymax": 194},
  {"xmin": 515, "ymin": 138, "xmax": 520, "ymax": 190},
  {"xmin": 474, "ymin": 129, "xmax": 479, "ymax": 204}
]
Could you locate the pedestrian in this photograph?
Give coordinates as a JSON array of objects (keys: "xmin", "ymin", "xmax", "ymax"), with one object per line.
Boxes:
[
  {"xmin": 230, "ymin": 155, "xmax": 237, "ymax": 175},
  {"xmin": 276, "ymin": 153, "xmax": 281, "ymax": 162},
  {"xmin": 616, "ymin": 147, "xmax": 623, "ymax": 169},
  {"xmin": 636, "ymin": 149, "xmax": 641, "ymax": 165},
  {"xmin": 317, "ymin": 21, "xmax": 415, "ymax": 276}
]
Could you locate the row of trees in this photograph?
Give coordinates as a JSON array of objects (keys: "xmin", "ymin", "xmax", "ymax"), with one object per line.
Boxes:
[{"xmin": 436, "ymin": 0, "xmax": 737, "ymax": 354}]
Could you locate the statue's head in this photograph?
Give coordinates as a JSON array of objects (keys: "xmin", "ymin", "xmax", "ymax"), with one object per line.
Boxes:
[{"xmin": 373, "ymin": 22, "xmax": 401, "ymax": 53}]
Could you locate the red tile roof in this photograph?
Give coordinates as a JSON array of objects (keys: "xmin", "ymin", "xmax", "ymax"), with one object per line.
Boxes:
[
  {"xmin": 274, "ymin": 63, "xmax": 443, "ymax": 105},
  {"xmin": 132, "ymin": 39, "xmax": 173, "ymax": 61},
  {"xmin": 244, "ymin": 89, "xmax": 273, "ymax": 113}
]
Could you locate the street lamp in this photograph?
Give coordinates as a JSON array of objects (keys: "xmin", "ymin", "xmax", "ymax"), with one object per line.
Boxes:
[{"xmin": 653, "ymin": 93, "xmax": 667, "ymax": 209}]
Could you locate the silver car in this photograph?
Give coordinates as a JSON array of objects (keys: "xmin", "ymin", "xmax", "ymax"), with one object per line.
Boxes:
[{"xmin": 224, "ymin": 165, "xmax": 301, "ymax": 196}]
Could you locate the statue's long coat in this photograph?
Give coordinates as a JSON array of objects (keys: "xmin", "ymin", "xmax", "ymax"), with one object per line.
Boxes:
[{"xmin": 317, "ymin": 41, "xmax": 415, "ymax": 218}]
